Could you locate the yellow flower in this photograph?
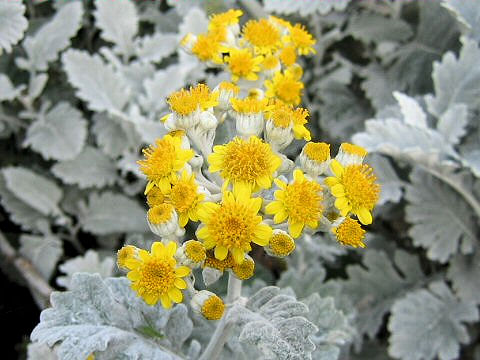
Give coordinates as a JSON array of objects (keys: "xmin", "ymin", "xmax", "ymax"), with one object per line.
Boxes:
[
  {"xmin": 191, "ymin": 290, "xmax": 225, "ymax": 320},
  {"xmin": 231, "ymin": 255, "xmax": 255, "ymax": 280},
  {"xmin": 299, "ymin": 142, "xmax": 330, "ymax": 176},
  {"xmin": 209, "ymin": 9, "xmax": 243, "ymax": 30},
  {"xmin": 231, "ymin": 97, "xmax": 268, "ymax": 114},
  {"xmin": 125, "ymin": 241, "xmax": 191, "ymax": 308},
  {"xmin": 279, "ymin": 45, "xmax": 297, "ymax": 66},
  {"xmin": 265, "ymin": 100, "xmax": 311, "ymax": 142},
  {"xmin": 262, "ymin": 54, "xmax": 280, "ymax": 72},
  {"xmin": 224, "ymin": 48, "xmax": 263, "ymax": 82},
  {"xmin": 264, "ymin": 70, "xmax": 304, "ymax": 106},
  {"xmin": 183, "ymin": 240, "xmax": 206, "ymax": 263},
  {"xmin": 266, "ymin": 169, "xmax": 323, "ymax": 238},
  {"xmin": 335, "ymin": 143, "xmax": 368, "ymax": 166},
  {"xmin": 283, "ymin": 23, "xmax": 316, "ymax": 55},
  {"xmin": 325, "ymin": 160, "xmax": 380, "ymax": 225},
  {"xmin": 167, "ymin": 84, "xmax": 219, "ymax": 117},
  {"xmin": 242, "ymin": 19, "xmax": 281, "ymax": 54},
  {"xmin": 192, "ymin": 34, "xmax": 223, "ymax": 64},
  {"xmin": 265, "ymin": 229, "xmax": 295, "ymax": 257},
  {"xmin": 208, "ymin": 136, "xmax": 282, "ymax": 193},
  {"xmin": 146, "ymin": 185, "xmax": 165, "ymax": 207},
  {"xmin": 163, "ymin": 170, "xmax": 205, "ymax": 227},
  {"xmin": 332, "ymin": 217, "xmax": 366, "ymax": 248},
  {"xmin": 147, "ymin": 203, "xmax": 179, "ymax": 237},
  {"xmin": 138, "ymin": 135, "xmax": 194, "ymax": 193},
  {"xmin": 197, "ymin": 188, "xmax": 272, "ymax": 264},
  {"xmin": 117, "ymin": 245, "xmax": 137, "ymax": 270},
  {"xmin": 203, "ymin": 250, "xmax": 235, "ymax": 272}
]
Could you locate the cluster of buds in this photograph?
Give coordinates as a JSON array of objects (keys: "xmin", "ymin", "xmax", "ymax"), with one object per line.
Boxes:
[{"xmin": 116, "ymin": 10, "xmax": 380, "ymax": 320}]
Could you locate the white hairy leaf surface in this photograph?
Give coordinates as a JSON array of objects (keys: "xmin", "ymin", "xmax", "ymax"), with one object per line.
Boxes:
[
  {"xmin": 447, "ymin": 253, "xmax": 480, "ymax": 305},
  {"xmin": 62, "ymin": 49, "xmax": 130, "ymax": 112},
  {"xmin": 405, "ymin": 168, "xmax": 475, "ymax": 262},
  {"xmin": 367, "ymin": 154, "xmax": 404, "ymax": 205},
  {"xmin": 425, "ymin": 37, "xmax": 480, "ymax": 117},
  {"xmin": 443, "ymin": 0, "xmax": 480, "ymax": 41},
  {"xmin": 94, "ymin": 0, "xmax": 138, "ymax": 56},
  {"xmin": 392, "ymin": 92, "xmax": 427, "ymax": 128},
  {"xmin": 27, "ymin": 342, "xmax": 58, "ymax": 360},
  {"xmin": 24, "ymin": 102, "xmax": 87, "ymax": 161},
  {"xmin": 20, "ymin": 234, "xmax": 63, "ymax": 280},
  {"xmin": 80, "ymin": 192, "xmax": 147, "ymax": 235},
  {"xmin": 436, "ymin": 103, "xmax": 468, "ymax": 145},
  {"xmin": 0, "ymin": 0, "xmax": 28, "ymax": 52},
  {"xmin": 56, "ymin": 250, "xmax": 115, "ymax": 289},
  {"xmin": 2, "ymin": 167, "xmax": 62, "ymax": 217},
  {"xmin": 348, "ymin": 13, "xmax": 413, "ymax": 43},
  {"xmin": 92, "ymin": 114, "xmax": 132, "ymax": 157},
  {"xmin": 0, "ymin": 73, "xmax": 22, "ymax": 101},
  {"xmin": 388, "ymin": 281, "xmax": 478, "ymax": 360},
  {"xmin": 31, "ymin": 273, "xmax": 191, "ymax": 360},
  {"xmin": 264, "ymin": 0, "xmax": 350, "ymax": 16},
  {"xmin": 134, "ymin": 32, "xmax": 178, "ymax": 63},
  {"xmin": 21, "ymin": 2, "xmax": 83, "ymax": 71},
  {"xmin": 52, "ymin": 147, "xmax": 117, "ymax": 189}
]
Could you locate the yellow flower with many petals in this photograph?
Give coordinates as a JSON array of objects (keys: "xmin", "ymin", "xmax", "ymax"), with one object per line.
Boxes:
[
  {"xmin": 265, "ymin": 70, "xmax": 304, "ymax": 106},
  {"xmin": 265, "ymin": 100, "xmax": 311, "ymax": 141},
  {"xmin": 192, "ymin": 34, "xmax": 223, "ymax": 64},
  {"xmin": 266, "ymin": 169, "xmax": 323, "ymax": 238},
  {"xmin": 197, "ymin": 189, "xmax": 272, "ymax": 264},
  {"xmin": 332, "ymin": 217, "xmax": 366, "ymax": 248},
  {"xmin": 283, "ymin": 23, "xmax": 316, "ymax": 55},
  {"xmin": 124, "ymin": 242, "xmax": 191, "ymax": 308},
  {"xmin": 209, "ymin": 9, "xmax": 243, "ymax": 30},
  {"xmin": 208, "ymin": 136, "xmax": 282, "ymax": 193},
  {"xmin": 164, "ymin": 170, "xmax": 205, "ymax": 227},
  {"xmin": 325, "ymin": 160, "xmax": 380, "ymax": 225},
  {"xmin": 242, "ymin": 19, "xmax": 281, "ymax": 54},
  {"xmin": 138, "ymin": 135, "xmax": 194, "ymax": 193},
  {"xmin": 279, "ymin": 45, "xmax": 297, "ymax": 66},
  {"xmin": 224, "ymin": 48, "xmax": 263, "ymax": 82},
  {"xmin": 167, "ymin": 84, "xmax": 219, "ymax": 116}
]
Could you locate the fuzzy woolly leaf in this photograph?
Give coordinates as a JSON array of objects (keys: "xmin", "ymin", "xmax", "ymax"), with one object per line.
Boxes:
[
  {"xmin": 0, "ymin": 73, "xmax": 21, "ymax": 101},
  {"xmin": 56, "ymin": 250, "xmax": 114, "ymax": 289},
  {"xmin": 393, "ymin": 92, "xmax": 427, "ymax": 128},
  {"xmin": 94, "ymin": 0, "xmax": 138, "ymax": 56},
  {"xmin": 21, "ymin": 2, "xmax": 83, "ymax": 71},
  {"xmin": 405, "ymin": 168, "xmax": 475, "ymax": 263},
  {"xmin": 134, "ymin": 33, "xmax": 178, "ymax": 63},
  {"xmin": 425, "ymin": 37, "xmax": 480, "ymax": 117},
  {"xmin": 24, "ymin": 102, "xmax": 87, "ymax": 161},
  {"xmin": 231, "ymin": 286, "xmax": 318, "ymax": 360},
  {"xmin": 388, "ymin": 281, "xmax": 478, "ymax": 360},
  {"xmin": 62, "ymin": 49, "xmax": 130, "ymax": 113},
  {"xmin": 2, "ymin": 167, "xmax": 62, "ymax": 217},
  {"xmin": 264, "ymin": 0, "xmax": 350, "ymax": 16},
  {"xmin": 278, "ymin": 263, "xmax": 326, "ymax": 299},
  {"xmin": 0, "ymin": 0, "xmax": 28, "ymax": 53},
  {"xmin": 20, "ymin": 234, "xmax": 62, "ymax": 281},
  {"xmin": 436, "ymin": 103, "xmax": 468, "ymax": 145},
  {"xmin": 367, "ymin": 154, "xmax": 404, "ymax": 205},
  {"xmin": 27, "ymin": 342, "xmax": 58, "ymax": 360},
  {"xmin": 443, "ymin": 0, "xmax": 480, "ymax": 41},
  {"xmin": 80, "ymin": 192, "xmax": 147, "ymax": 235},
  {"xmin": 92, "ymin": 114, "xmax": 132, "ymax": 157},
  {"xmin": 348, "ymin": 13, "xmax": 413, "ymax": 43},
  {"xmin": 52, "ymin": 147, "xmax": 117, "ymax": 189},
  {"xmin": 31, "ymin": 273, "xmax": 189, "ymax": 360},
  {"xmin": 447, "ymin": 253, "xmax": 480, "ymax": 305},
  {"xmin": 340, "ymin": 250, "xmax": 425, "ymax": 339}
]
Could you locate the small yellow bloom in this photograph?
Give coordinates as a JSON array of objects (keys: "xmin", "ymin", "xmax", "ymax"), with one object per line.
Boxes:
[
  {"xmin": 183, "ymin": 240, "xmax": 206, "ymax": 264},
  {"xmin": 325, "ymin": 160, "xmax": 380, "ymax": 225},
  {"xmin": 191, "ymin": 290, "xmax": 225, "ymax": 320},
  {"xmin": 138, "ymin": 135, "xmax": 194, "ymax": 193},
  {"xmin": 117, "ymin": 245, "xmax": 137, "ymax": 270},
  {"xmin": 262, "ymin": 54, "xmax": 281, "ymax": 72},
  {"xmin": 197, "ymin": 188, "xmax": 272, "ymax": 264},
  {"xmin": 209, "ymin": 9, "xmax": 243, "ymax": 30},
  {"xmin": 203, "ymin": 250, "xmax": 235, "ymax": 272},
  {"xmin": 299, "ymin": 142, "xmax": 330, "ymax": 176},
  {"xmin": 279, "ymin": 45, "xmax": 297, "ymax": 67},
  {"xmin": 332, "ymin": 217, "xmax": 366, "ymax": 248},
  {"xmin": 231, "ymin": 255, "xmax": 255, "ymax": 280},
  {"xmin": 125, "ymin": 241, "xmax": 191, "ymax": 308},
  {"xmin": 283, "ymin": 23, "xmax": 316, "ymax": 55},
  {"xmin": 243, "ymin": 19, "xmax": 281, "ymax": 54},
  {"xmin": 167, "ymin": 84, "xmax": 219, "ymax": 117},
  {"xmin": 335, "ymin": 143, "xmax": 368, "ymax": 166},
  {"xmin": 192, "ymin": 33, "xmax": 223, "ymax": 64},
  {"xmin": 265, "ymin": 100, "xmax": 311, "ymax": 142},
  {"xmin": 264, "ymin": 70, "xmax": 304, "ymax": 106},
  {"xmin": 231, "ymin": 97, "xmax": 268, "ymax": 114},
  {"xmin": 266, "ymin": 169, "xmax": 323, "ymax": 238},
  {"xmin": 146, "ymin": 185, "xmax": 165, "ymax": 207},
  {"xmin": 265, "ymin": 229, "xmax": 295, "ymax": 257},
  {"xmin": 208, "ymin": 136, "xmax": 282, "ymax": 192},
  {"xmin": 224, "ymin": 48, "xmax": 263, "ymax": 82}
]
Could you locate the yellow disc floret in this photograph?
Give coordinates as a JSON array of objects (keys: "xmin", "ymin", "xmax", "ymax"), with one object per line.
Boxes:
[
  {"xmin": 208, "ymin": 136, "xmax": 282, "ymax": 192},
  {"xmin": 202, "ymin": 295, "xmax": 225, "ymax": 320},
  {"xmin": 231, "ymin": 256, "xmax": 255, "ymax": 280},
  {"xmin": 266, "ymin": 100, "xmax": 294, "ymax": 128},
  {"xmin": 224, "ymin": 48, "xmax": 263, "ymax": 82},
  {"xmin": 284, "ymin": 24, "xmax": 316, "ymax": 55},
  {"xmin": 138, "ymin": 135, "xmax": 194, "ymax": 193},
  {"xmin": 117, "ymin": 245, "xmax": 137, "ymax": 270},
  {"xmin": 243, "ymin": 19, "xmax": 281, "ymax": 54},
  {"xmin": 265, "ymin": 70, "xmax": 304, "ymax": 106},
  {"xmin": 184, "ymin": 240, "xmax": 207, "ymax": 263},
  {"xmin": 146, "ymin": 185, "xmax": 165, "ymax": 207},
  {"xmin": 125, "ymin": 241, "xmax": 190, "ymax": 308},
  {"xmin": 148, "ymin": 203, "xmax": 175, "ymax": 225},
  {"xmin": 304, "ymin": 142, "xmax": 330, "ymax": 162},
  {"xmin": 266, "ymin": 169, "xmax": 323, "ymax": 238},
  {"xmin": 167, "ymin": 84, "xmax": 218, "ymax": 116},
  {"xmin": 340, "ymin": 143, "xmax": 368, "ymax": 157},
  {"xmin": 192, "ymin": 34, "xmax": 223, "ymax": 64},
  {"xmin": 325, "ymin": 160, "xmax": 380, "ymax": 225},
  {"xmin": 268, "ymin": 230, "xmax": 296, "ymax": 257},
  {"xmin": 332, "ymin": 217, "xmax": 366, "ymax": 248},
  {"xmin": 231, "ymin": 97, "xmax": 268, "ymax": 114},
  {"xmin": 197, "ymin": 189, "xmax": 272, "ymax": 264},
  {"xmin": 203, "ymin": 250, "xmax": 235, "ymax": 271},
  {"xmin": 279, "ymin": 45, "xmax": 297, "ymax": 66}
]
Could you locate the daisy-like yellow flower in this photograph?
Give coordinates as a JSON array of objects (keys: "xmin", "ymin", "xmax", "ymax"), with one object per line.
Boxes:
[
  {"xmin": 299, "ymin": 142, "xmax": 330, "ymax": 176},
  {"xmin": 224, "ymin": 48, "xmax": 263, "ymax": 82},
  {"xmin": 191, "ymin": 290, "xmax": 225, "ymax": 320},
  {"xmin": 208, "ymin": 136, "xmax": 282, "ymax": 193},
  {"xmin": 265, "ymin": 229, "xmax": 296, "ymax": 257},
  {"xmin": 325, "ymin": 160, "xmax": 380, "ymax": 225},
  {"xmin": 138, "ymin": 135, "xmax": 194, "ymax": 194},
  {"xmin": 264, "ymin": 69, "xmax": 304, "ymax": 106},
  {"xmin": 231, "ymin": 97, "xmax": 269, "ymax": 114},
  {"xmin": 146, "ymin": 185, "xmax": 165, "ymax": 207},
  {"xmin": 279, "ymin": 45, "xmax": 297, "ymax": 67},
  {"xmin": 242, "ymin": 19, "xmax": 281, "ymax": 54},
  {"xmin": 332, "ymin": 217, "xmax": 366, "ymax": 248},
  {"xmin": 191, "ymin": 33, "xmax": 223, "ymax": 64},
  {"xmin": 167, "ymin": 84, "xmax": 219, "ymax": 117},
  {"xmin": 164, "ymin": 170, "xmax": 205, "ymax": 227},
  {"xmin": 117, "ymin": 245, "xmax": 137, "ymax": 270},
  {"xmin": 124, "ymin": 241, "xmax": 191, "ymax": 308},
  {"xmin": 209, "ymin": 9, "xmax": 243, "ymax": 30},
  {"xmin": 283, "ymin": 23, "xmax": 316, "ymax": 55},
  {"xmin": 266, "ymin": 169, "xmax": 323, "ymax": 238},
  {"xmin": 265, "ymin": 100, "xmax": 311, "ymax": 141},
  {"xmin": 231, "ymin": 255, "xmax": 255, "ymax": 280},
  {"xmin": 197, "ymin": 188, "xmax": 272, "ymax": 264}
]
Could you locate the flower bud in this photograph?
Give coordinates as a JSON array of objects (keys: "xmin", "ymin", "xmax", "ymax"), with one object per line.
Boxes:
[
  {"xmin": 191, "ymin": 290, "xmax": 225, "ymax": 320},
  {"xmin": 265, "ymin": 229, "xmax": 295, "ymax": 257},
  {"xmin": 176, "ymin": 240, "xmax": 206, "ymax": 268}
]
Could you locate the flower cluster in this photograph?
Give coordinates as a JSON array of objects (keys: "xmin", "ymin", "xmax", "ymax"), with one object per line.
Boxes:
[{"xmin": 116, "ymin": 10, "xmax": 380, "ymax": 320}]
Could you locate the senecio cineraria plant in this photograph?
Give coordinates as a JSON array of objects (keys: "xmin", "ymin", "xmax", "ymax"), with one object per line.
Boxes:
[{"xmin": 111, "ymin": 9, "xmax": 379, "ymax": 357}]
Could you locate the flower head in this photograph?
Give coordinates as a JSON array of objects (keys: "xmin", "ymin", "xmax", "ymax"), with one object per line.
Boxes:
[
  {"xmin": 176, "ymin": 240, "xmax": 206, "ymax": 267},
  {"xmin": 167, "ymin": 84, "xmax": 219, "ymax": 120},
  {"xmin": 117, "ymin": 245, "xmax": 137, "ymax": 270},
  {"xmin": 197, "ymin": 189, "xmax": 272, "ymax": 264},
  {"xmin": 209, "ymin": 9, "xmax": 243, "ymax": 30},
  {"xmin": 265, "ymin": 69, "xmax": 304, "ymax": 106},
  {"xmin": 279, "ymin": 45, "xmax": 297, "ymax": 66},
  {"xmin": 224, "ymin": 48, "xmax": 263, "ymax": 82},
  {"xmin": 124, "ymin": 241, "xmax": 191, "ymax": 308},
  {"xmin": 231, "ymin": 254, "xmax": 255, "ymax": 280},
  {"xmin": 208, "ymin": 136, "xmax": 282, "ymax": 192},
  {"xmin": 266, "ymin": 169, "xmax": 323, "ymax": 238},
  {"xmin": 332, "ymin": 217, "xmax": 366, "ymax": 248},
  {"xmin": 191, "ymin": 34, "xmax": 223, "ymax": 64},
  {"xmin": 299, "ymin": 142, "xmax": 330, "ymax": 176},
  {"xmin": 283, "ymin": 24, "xmax": 316, "ymax": 55},
  {"xmin": 147, "ymin": 203, "xmax": 179, "ymax": 237},
  {"xmin": 335, "ymin": 143, "xmax": 368, "ymax": 167},
  {"xmin": 138, "ymin": 135, "xmax": 194, "ymax": 193},
  {"xmin": 191, "ymin": 290, "xmax": 225, "ymax": 320},
  {"xmin": 146, "ymin": 185, "xmax": 165, "ymax": 207},
  {"xmin": 242, "ymin": 19, "xmax": 281, "ymax": 54},
  {"xmin": 265, "ymin": 229, "xmax": 295, "ymax": 257},
  {"xmin": 325, "ymin": 160, "xmax": 380, "ymax": 225}
]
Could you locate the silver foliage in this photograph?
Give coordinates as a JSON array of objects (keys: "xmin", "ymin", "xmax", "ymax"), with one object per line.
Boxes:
[{"xmin": 0, "ymin": 0, "xmax": 28, "ymax": 53}]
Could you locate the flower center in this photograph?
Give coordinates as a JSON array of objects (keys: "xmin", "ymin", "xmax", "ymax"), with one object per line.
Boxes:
[
  {"xmin": 138, "ymin": 259, "xmax": 176, "ymax": 295},
  {"xmin": 147, "ymin": 186, "xmax": 165, "ymax": 207},
  {"xmin": 267, "ymin": 102, "xmax": 294, "ymax": 128},
  {"xmin": 148, "ymin": 204, "xmax": 175, "ymax": 224},
  {"xmin": 167, "ymin": 84, "xmax": 217, "ymax": 115},
  {"xmin": 231, "ymin": 97, "xmax": 268, "ymax": 114},
  {"xmin": 263, "ymin": 54, "xmax": 279, "ymax": 70},
  {"xmin": 270, "ymin": 233, "xmax": 295, "ymax": 256},
  {"xmin": 290, "ymin": 24, "xmax": 315, "ymax": 49},
  {"xmin": 243, "ymin": 19, "xmax": 280, "ymax": 51},
  {"xmin": 284, "ymin": 180, "xmax": 323, "ymax": 223},
  {"xmin": 304, "ymin": 142, "xmax": 330, "ymax": 162},
  {"xmin": 274, "ymin": 75, "xmax": 303, "ymax": 104},
  {"xmin": 279, "ymin": 45, "xmax": 297, "ymax": 66},
  {"xmin": 170, "ymin": 182, "xmax": 198, "ymax": 213},
  {"xmin": 185, "ymin": 240, "xmax": 206, "ymax": 263},
  {"xmin": 139, "ymin": 139, "xmax": 177, "ymax": 180},
  {"xmin": 232, "ymin": 258, "xmax": 255, "ymax": 280},
  {"xmin": 342, "ymin": 165, "xmax": 379, "ymax": 211},
  {"xmin": 340, "ymin": 143, "xmax": 367, "ymax": 157},
  {"xmin": 334, "ymin": 218, "xmax": 366, "ymax": 248},
  {"xmin": 192, "ymin": 34, "xmax": 221, "ymax": 62},
  {"xmin": 228, "ymin": 49, "xmax": 256, "ymax": 78},
  {"xmin": 202, "ymin": 295, "xmax": 225, "ymax": 320}
]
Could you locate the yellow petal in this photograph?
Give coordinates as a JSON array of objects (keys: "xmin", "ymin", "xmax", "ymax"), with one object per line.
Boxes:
[
  {"xmin": 233, "ymin": 182, "xmax": 252, "ymax": 200},
  {"xmin": 168, "ymin": 287, "xmax": 183, "ymax": 303},
  {"xmin": 145, "ymin": 293, "xmax": 158, "ymax": 305},
  {"xmin": 196, "ymin": 226, "xmax": 209, "ymax": 240},
  {"xmin": 356, "ymin": 208, "xmax": 373, "ymax": 225},
  {"xmin": 166, "ymin": 241, "xmax": 177, "ymax": 257},
  {"xmin": 293, "ymin": 169, "xmax": 304, "ymax": 182},
  {"xmin": 160, "ymin": 293, "xmax": 172, "ymax": 309},
  {"xmin": 325, "ymin": 177, "xmax": 339, "ymax": 187},
  {"xmin": 265, "ymin": 201, "xmax": 282, "ymax": 214},
  {"xmin": 175, "ymin": 266, "xmax": 191, "ymax": 277},
  {"xmin": 144, "ymin": 181, "xmax": 155, "ymax": 195},
  {"xmin": 215, "ymin": 245, "xmax": 228, "ymax": 260},
  {"xmin": 174, "ymin": 278, "xmax": 187, "ymax": 289},
  {"xmin": 274, "ymin": 178, "xmax": 287, "ymax": 189},
  {"xmin": 151, "ymin": 242, "xmax": 165, "ymax": 257},
  {"xmin": 273, "ymin": 210, "xmax": 288, "ymax": 223},
  {"xmin": 331, "ymin": 184, "xmax": 345, "ymax": 197},
  {"xmin": 289, "ymin": 222, "xmax": 304, "ymax": 238},
  {"xmin": 253, "ymin": 225, "xmax": 272, "ymax": 245},
  {"xmin": 257, "ymin": 175, "xmax": 272, "ymax": 189},
  {"xmin": 330, "ymin": 160, "xmax": 344, "ymax": 178},
  {"xmin": 232, "ymin": 248, "xmax": 245, "ymax": 264},
  {"xmin": 334, "ymin": 197, "xmax": 349, "ymax": 210},
  {"xmin": 127, "ymin": 270, "xmax": 140, "ymax": 281}
]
